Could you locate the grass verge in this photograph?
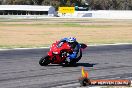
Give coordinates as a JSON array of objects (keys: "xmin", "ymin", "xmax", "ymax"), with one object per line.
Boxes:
[{"xmin": 0, "ymin": 19, "xmax": 132, "ymax": 49}]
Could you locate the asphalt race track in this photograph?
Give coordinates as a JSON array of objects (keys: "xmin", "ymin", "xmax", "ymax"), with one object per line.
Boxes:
[{"xmin": 0, "ymin": 44, "xmax": 132, "ymax": 88}]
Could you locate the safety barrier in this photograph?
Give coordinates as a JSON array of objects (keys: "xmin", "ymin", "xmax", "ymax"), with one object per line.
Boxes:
[{"xmin": 58, "ymin": 10, "xmax": 132, "ymax": 19}]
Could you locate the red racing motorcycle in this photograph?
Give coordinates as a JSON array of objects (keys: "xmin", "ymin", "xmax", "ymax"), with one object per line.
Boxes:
[{"xmin": 39, "ymin": 41, "xmax": 87, "ymax": 66}]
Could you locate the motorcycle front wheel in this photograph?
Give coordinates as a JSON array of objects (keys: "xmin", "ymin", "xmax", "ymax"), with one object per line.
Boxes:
[{"xmin": 39, "ymin": 56, "xmax": 50, "ymax": 66}]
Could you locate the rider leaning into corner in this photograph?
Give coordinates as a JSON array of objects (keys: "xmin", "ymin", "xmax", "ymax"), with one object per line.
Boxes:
[{"xmin": 58, "ymin": 37, "xmax": 80, "ymax": 63}]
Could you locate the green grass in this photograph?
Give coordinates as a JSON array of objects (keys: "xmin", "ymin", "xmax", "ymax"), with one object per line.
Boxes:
[
  {"xmin": 0, "ymin": 19, "xmax": 132, "ymax": 49},
  {"xmin": 0, "ymin": 22, "xmax": 112, "ymax": 28}
]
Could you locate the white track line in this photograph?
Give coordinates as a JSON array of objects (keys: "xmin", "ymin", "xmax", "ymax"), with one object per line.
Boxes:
[
  {"xmin": 0, "ymin": 47, "xmax": 50, "ymax": 51},
  {"xmin": 51, "ymin": 83, "xmax": 79, "ymax": 88},
  {"xmin": 0, "ymin": 43, "xmax": 132, "ymax": 51},
  {"xmin": 88, "ymin": 43, "xmax": 132, "ymax": 46}
]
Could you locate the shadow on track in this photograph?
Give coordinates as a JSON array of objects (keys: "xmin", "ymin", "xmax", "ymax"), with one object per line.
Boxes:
[
  {"xmin": 41, "ymin": 63, "xmax": 98, "ymax": 67},
  {"xmin": 77, "ymin": 63, "xmax": 97, "ymax": 67}
]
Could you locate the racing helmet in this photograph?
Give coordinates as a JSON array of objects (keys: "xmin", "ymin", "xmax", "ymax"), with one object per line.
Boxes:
[{"xmin": 67, "ymin": 37, "xmax": 76, "ymax": 43}]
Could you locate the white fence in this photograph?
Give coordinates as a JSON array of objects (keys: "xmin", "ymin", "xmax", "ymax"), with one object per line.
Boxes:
[
  {"xmin": 0, "ymin": 10, "xmax": 132, "ymax": 19},
  {"xmin": 58, "ymin": 10, "xmax": 132, "ymax": 19}
]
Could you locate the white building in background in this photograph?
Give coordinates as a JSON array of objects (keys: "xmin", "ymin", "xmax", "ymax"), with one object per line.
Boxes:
[{"xmin": 0, "ymin": 5, "xmax": 55, "ymax": 16}]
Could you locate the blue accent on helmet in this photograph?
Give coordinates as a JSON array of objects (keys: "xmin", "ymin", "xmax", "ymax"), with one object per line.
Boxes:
[
  {"xmin": 60, "ymin": 38, "xmax": 69, "ymax": 42},
  {"xmin": 67, "ymin": 37, "xmax": 76, "ymax": 43}
]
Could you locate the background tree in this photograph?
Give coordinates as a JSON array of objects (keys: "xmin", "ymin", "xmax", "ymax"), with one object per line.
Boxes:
[
  {"xmin": 0, "ymin": 0, "xmax": 132, "ymax": 10},
  {"xmin": 42, "ymin": 0, "xmax": 60, "ymax": 10},
  {"xmin": 3, "ymin": 0, "xmax": 33, "ymax": 5}
]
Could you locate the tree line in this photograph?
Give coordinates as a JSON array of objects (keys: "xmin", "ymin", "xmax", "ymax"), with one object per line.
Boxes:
[{"xmin": 0, "ymin": 0, "xmax": 132, "ymax": 10}]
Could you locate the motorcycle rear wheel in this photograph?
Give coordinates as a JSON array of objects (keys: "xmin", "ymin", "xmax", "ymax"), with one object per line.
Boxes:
[{"xmin": 39, "ymin": 56, "xmax": 50, "ymax": 66}]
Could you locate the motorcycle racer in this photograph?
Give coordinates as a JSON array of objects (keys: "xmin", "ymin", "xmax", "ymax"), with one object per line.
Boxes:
[{"xmin": 58, "ymin": 37, "xmax": 80, "ymax": 63}]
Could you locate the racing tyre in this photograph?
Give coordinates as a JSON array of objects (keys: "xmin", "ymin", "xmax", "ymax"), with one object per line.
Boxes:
[
  {"xmin": 39, "ymin": 56, "xmax": 50, "ymax": 66},
  {"xmin": 75, "ymin": 49, "xmax": 82, "ymax": 62}
]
